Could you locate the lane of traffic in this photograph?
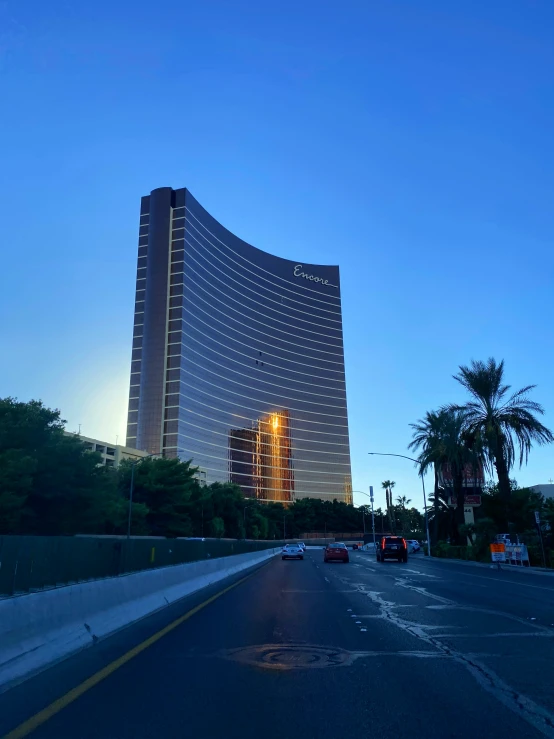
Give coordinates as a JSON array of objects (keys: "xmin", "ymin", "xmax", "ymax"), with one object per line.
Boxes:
[
  {"xmin": 346, "ymin": 549, "xmax": 554, "ymax": 722},
  {"xmin": 1, "ymin": 552, "xmax": 549, "ymax": 738}
]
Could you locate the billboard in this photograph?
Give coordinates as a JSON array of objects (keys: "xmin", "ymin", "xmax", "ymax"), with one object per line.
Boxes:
[
  {"xmin": 440, "ymin": 461, "xmax": 484, "ymax": 489},
  {"xmin": 447, "ymin": 494, "xmax": 482, "ymax": 507}
]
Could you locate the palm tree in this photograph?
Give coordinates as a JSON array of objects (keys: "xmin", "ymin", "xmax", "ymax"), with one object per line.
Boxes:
[
  {"xmin": 410, "ymin": 409, "xmax": 482, "ymax": 544},
  {"xmin": 426, "ymin": 487, "xmax": 449, "ymax": 541},
  {"xmin": 408, "ymin": 410, "xmax": 447, "ymax": 543},
  {"xmin": 396, "ymin": 495, "xmax": 412, "ymax": 535},
  {"xmin": 438, "ymin": 410, "xmax": 475, "ymax": 542},
  {"xmin": 381, "ymin": 480, "xmax": 396, "ymax": 533},
  {"xmin": 452, "ymin": 358, "xmax": 553, "ymax": 502}
]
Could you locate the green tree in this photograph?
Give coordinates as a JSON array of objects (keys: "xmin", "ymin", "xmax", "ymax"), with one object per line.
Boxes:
[
  {"xmin": 428, "ymin": 410, "xmax": 471, "ymax": 542},
  {"xmin": 118, "ymin": 457, "xmax": 198, "ymax": 537},
  {"xmin": 409, "ymin": 409, "xmax": 447, "ymax": 544},
  {"xmin": 210, "ymin": 516, "xmax": 225, "ymax": 538},
  {"xmin": 0, "ymin": 450, "xmax": 35, "ymax": 533},
  {"xmin": 208, "ymin": 482, "xmax": 246, "ymax": 539},
  {"xmin": 452, "ymin": 358, "xmax": 553, "ymax": 502},
  {"xmin": 0, "ymin": 398, "xmax": 120, "ymax": 535},
  {"xmin": 246, "ymin": 509, "xmax": 269, "ymax": 540},
  {"xmin": 410, "ymin": 408, "xmax": 486, "ymax": 543},
  {"xmin": 395, "ymin": 495, "xmax": 412, "ymax": 535},
  {"xmin": 480, "ymin": 480, "xmax": 544, "ymax": 535}
]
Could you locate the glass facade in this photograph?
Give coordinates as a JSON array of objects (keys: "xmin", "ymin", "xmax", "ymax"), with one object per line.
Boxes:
[{"xmin": 127, "ymin": 187, "xmax": 352, "ymax": 503}]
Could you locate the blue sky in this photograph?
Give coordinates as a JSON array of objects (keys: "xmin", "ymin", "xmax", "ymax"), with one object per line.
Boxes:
[{"xmin": 1, "ymin": 0, "xmax": 553, "ymax": 511}]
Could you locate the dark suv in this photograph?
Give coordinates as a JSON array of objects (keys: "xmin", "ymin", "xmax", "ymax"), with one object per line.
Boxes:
[{"xmin": 376, "ymin": 536, "xmax": 408, "ymax": 563}]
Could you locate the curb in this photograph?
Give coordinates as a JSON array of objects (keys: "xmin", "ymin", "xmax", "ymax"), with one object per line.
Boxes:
[
  {"xmin": 356, "ymin": 549, "xmax": 554, "ymax": 577},
  {"xmin": 411, "ymin": 554, "xmax": 554, "ymax": 577}
]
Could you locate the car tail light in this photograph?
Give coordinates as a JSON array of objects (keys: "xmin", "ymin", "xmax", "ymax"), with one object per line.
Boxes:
[
  {"xmin": 402, "ymin": 539, "xmax": 407, "ymax": 548},
  {"xmin": 381, "ymin": 539, "xmax": 385, "ymax": 549}
]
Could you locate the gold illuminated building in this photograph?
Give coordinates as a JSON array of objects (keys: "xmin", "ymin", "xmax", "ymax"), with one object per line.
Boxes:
[{"xmin": 229, "ymin": 410, "xmax": 294, "ymax": 503}]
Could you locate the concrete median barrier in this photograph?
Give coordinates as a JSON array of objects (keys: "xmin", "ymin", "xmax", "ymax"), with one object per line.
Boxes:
[{"xmin": 0, "ymin": 547, "xmax": 280, "ymax": 692}]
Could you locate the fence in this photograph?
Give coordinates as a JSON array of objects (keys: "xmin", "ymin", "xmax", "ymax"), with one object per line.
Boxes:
[{"xmin": 0, "ymin": 535, "xmax": 283, "ymax": 597}]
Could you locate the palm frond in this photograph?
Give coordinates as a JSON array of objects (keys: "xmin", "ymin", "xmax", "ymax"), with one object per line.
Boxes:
[{"xmin": 451, "ymin": 357, "xmax": 553, "ymax": 476}]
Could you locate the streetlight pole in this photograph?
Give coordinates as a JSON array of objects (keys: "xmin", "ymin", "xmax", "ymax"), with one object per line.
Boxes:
[
  {"xmin": 243, "ymin": 503, "xmax": 253, "ymax": 538},
  {"xmin": 370, "ymin": 485, "xmax": 376, "ymax": 547},
  {"xmin": 352, "ymin": 489, "xmax": 376, "ymax": 545},
  {"xmin": 368, "ymin": 452, "xmax": 432, "ymax": 557}
]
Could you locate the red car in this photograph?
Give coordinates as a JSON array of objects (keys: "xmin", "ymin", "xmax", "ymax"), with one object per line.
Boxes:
[{"xmin": 324, "ymin": 542, "xmax": 349, "ymax": 563}]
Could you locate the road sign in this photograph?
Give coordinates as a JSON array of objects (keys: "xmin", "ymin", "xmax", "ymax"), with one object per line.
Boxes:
[
  {"xmin": 490, "ymin": 542, "xmax": 506, "ymax": 563},
  {"xmin": 535, "ymin": 511, "xmax": 541, "ymax": 525}
]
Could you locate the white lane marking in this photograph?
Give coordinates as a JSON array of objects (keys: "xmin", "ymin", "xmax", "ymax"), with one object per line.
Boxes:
[
  {"xmin": 355, "ymin": 621, "xmax": 361, "ymax": 624},
  {"xmin": 324, "ymin": 576, "xmax": 330, "ymax": 583},
  {"xmin": 347, "ymin": 608, "xmax": 352, "ymax": 612},
  {"xmin": 404, "ymin": 568, "xmax": 439, "ymax": 578},
  {"xmin": 354, "ymin": 559, "xmax": 378, "ymax": 572},
  {"xmin": 360, "ymin": 628, "xmax": 367, "ymax": 632},
  {"xmin": 394, "ymin": 578, "xmax": 454, "ymax": 604}
]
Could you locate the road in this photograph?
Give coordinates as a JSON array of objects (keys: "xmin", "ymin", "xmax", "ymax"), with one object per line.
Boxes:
[{"xmin": 2, "ymin": 550, "xmax": 554, "ymax": 738}]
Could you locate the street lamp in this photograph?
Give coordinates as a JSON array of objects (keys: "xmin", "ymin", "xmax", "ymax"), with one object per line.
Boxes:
[
  {"xmin": 126, "ymin": 451, "xmax": 162, "ymax": 539},
  {"xmin": 243, "ymin": 501, "xmax": 256, "ymax": 537},
  {"xmin": 352, "ymin": 489, "xmax": 376, "ymax": 546},
  {"xmin": 368, "ymin": 452, "xmax": 432, "ymax": 556}
]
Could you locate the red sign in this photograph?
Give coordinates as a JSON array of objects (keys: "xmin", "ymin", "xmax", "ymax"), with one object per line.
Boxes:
[
  {"xmin": 440, "ymin": 461, "xmax": 484, "ymax": 487},
  {"xmin": 448, "ymin": 494, "xmax": 482, "ymax": 507}
]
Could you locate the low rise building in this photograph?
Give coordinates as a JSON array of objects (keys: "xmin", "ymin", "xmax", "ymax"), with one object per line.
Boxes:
[
  {"xmin": 68, "ymin": 434, "xmax": 149, "ymax": 468},
  {"xmin": 530, "ymin": 484, "xmax": 554, "ymax": 500}
]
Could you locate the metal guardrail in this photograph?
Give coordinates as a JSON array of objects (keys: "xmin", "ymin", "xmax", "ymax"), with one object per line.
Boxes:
[{"xmin": 0, "ymin": 536, "xmax": 283, "ymax": 597}]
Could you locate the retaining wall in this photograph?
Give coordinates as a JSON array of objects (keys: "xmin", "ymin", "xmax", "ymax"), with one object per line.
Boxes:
[{"xmin": 0, "ymin": 547, "xmax": 280, "ymax": 691}]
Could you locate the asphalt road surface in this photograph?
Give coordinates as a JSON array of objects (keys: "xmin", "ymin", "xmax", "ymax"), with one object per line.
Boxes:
[{"xmin": 2, "ymin": 550, "xmax": 554, "ymax": 738}]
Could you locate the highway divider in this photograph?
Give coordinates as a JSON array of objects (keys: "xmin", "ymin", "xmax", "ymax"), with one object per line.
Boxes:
[
  {"xmin": 0, "ymin": 535, "xmax": 282, "ymax": 596},
  {"xmin": 0, "ymin": 546, "xmax": 281, "ymax": 692}
]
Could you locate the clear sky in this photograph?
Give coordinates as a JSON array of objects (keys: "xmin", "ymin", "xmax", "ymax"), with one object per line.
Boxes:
[{"xmin": 1, "ymin": 0, "xmax": 553, "ymax": 512}]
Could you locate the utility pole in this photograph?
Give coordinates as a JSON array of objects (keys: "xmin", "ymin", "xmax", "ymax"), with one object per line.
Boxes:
[
  {"xmin": 370, "ymin": 485, "xmax": 376, "ymax": 546},
  {"xmin": 535, "ymin": 511, "xmax": 547, "ymax": 568}
]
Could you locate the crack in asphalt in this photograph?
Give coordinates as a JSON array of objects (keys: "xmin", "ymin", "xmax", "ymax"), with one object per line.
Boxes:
[{"xmin": 339, "ymin": 577, "xmax": 554, "ymax": 738}]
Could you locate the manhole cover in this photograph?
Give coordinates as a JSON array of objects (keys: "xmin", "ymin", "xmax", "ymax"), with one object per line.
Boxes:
[{"xmin": 221, "ymin": 644, "xmax": 357, "ymax": 670}]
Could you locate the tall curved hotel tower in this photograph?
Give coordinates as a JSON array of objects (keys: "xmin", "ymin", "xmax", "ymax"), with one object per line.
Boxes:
[{"xmin": 127, "ymin": 187, "xmax": 352, "ymax": 503}]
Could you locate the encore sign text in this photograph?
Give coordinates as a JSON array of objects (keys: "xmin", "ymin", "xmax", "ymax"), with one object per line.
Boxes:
[{"xmin": 293, "ymin": 264, "xmax": 338, "ymax": 288}]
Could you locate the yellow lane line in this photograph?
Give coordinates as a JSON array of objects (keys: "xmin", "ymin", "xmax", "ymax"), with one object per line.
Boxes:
[{"xmin": 3, "ymin": 567, "xmax": 263, "ymax": 739}]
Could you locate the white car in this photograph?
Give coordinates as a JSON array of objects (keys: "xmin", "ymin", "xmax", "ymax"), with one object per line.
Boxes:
[
  {"xmin": 407, "ymin": 540, "xmax": 421, "ymax": 553},
  {"xmin": 297, "ymin": 542, "xmax": 306, "ymax": 551},
  {"xmin": 282, "ymin": 544, "xmax": 304, "ymax": 560}
]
